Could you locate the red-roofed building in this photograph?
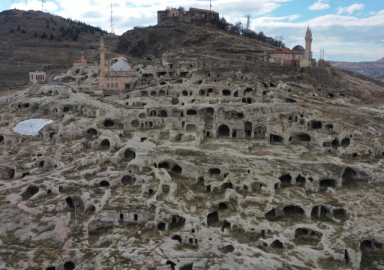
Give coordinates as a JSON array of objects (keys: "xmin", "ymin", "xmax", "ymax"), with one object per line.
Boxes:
[
  {"xmin": 266, "ymin": 28, "xmax": 315, "ymax": 67},
  {"xmin": 73, "ymin": 58, "xmax": 87, "ymax": 67},
  {"xmin": 73, "ymin": 48, "xmax": 87, "ymax": 67},
  {"xmin": 268, "ymin": 47, "xmax": 305, "ymax": 67}
]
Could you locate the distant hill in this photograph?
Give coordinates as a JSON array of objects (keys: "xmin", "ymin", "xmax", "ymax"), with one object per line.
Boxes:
[
  {"xmin": 329, "ymin": 58, "xmax": 384, "ymax": 81},
  {"xmin": 0, "ymin": 9, "xmax": 118, "ymax": 89}
]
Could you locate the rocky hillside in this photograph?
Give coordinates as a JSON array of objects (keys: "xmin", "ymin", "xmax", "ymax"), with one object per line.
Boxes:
[
  {"xmin": 330, "ymin": 58, "xmax": 384, "ymax": 81},
  {"xmin": 0, "ymin": 9, "xmax": 117, "ymax": 89},
  {"xmin": 1, "ymin": 17, "xmax": 384, "ymax": 270},
  {"xmin": 117, "ymin": 22, "xmax": 278, "ymax": 60}
]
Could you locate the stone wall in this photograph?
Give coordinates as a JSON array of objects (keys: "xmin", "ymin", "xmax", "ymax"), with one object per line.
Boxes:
[{"xmin": 157, "ymin": 8, "xmax": 219, "ymax": 25}]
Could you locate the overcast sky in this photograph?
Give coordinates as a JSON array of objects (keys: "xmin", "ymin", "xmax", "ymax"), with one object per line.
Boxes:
[{"xmin": 1, "ymin": 0, "xmax": 383, "ymax": 62}]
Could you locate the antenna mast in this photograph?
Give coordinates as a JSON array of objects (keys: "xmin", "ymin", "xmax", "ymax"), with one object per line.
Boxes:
[
  {"xmin": 320, "ymin": 49, "xmax": 325, "ymax": 60},
  {"xmin": 110, "ymin": 1, "xmax": 114, "ymax": 34},
  {"xmin": 245, "ymin": 14, "xmax": 251, "ymax": 31},
  {"xmin": 210, "ymin": 0, "xmax": 212, "ymax": 11},
  {"xmin": 41, "ymin": 0, "xmax": 45, "ymax": 12}
]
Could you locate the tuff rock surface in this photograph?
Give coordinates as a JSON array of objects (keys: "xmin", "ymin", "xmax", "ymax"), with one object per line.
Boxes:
[{"xmin": 1, "ymin": 41, "xmax": 384, "ymax": 270}]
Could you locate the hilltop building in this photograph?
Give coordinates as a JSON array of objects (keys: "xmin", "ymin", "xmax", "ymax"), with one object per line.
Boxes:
[
  {"xmin": 267, "ymin": 27, "xmax": 315, "ymax": 67},
  {"xmin": 98, "ymin": 37, "xmax": 138, "ymax": 94},
  {"xmin": 73, "ymin": 48, "xmax": 87, "ymax": 67},
  {"xmin": 157, "ymin": 7, "xmax": 219, "ymax": 25},
  {"xmin": 29, "ymin": 71, "xmax": 46, "ymax": 85}
]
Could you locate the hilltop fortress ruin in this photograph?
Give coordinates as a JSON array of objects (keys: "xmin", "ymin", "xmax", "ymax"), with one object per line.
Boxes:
[{"xmin": 158, "ymin": 7, "xmax": 219, "ymax": 25}]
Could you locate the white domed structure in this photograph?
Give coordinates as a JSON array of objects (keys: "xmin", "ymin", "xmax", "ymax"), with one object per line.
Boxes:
[
  {"xmin": 98, "ymin": 38, "xmax": 138, "ymax": 94},
  {"xmin": 110, "ymin": 59, "xmax": 133, "ymax": 72}
]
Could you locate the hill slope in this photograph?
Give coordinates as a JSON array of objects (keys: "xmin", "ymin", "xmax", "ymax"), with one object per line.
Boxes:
[
  {"xmin": 117, "ymin": 22, "xmax": 278, "ymax": 60},
  {"xmin": 0, "ymin": 9, "xmax": 117, "ymax": 89},
  {"xmin": 330, "ymin": 58, "xmax": 384, "ymax": 80}
]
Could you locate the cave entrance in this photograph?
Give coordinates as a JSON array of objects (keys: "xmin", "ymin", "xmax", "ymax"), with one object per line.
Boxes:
[
  {"xmin": 124, "ymin": 149, "xmax": 136, "ymax": 160},
  {"xmin": 244, "ymin": 122, "xmax": 252, "ymax": 138},
  {"xmin": 279, "ymin": 174, "xmax": 292, "ymax": 187},
  {"xmin": 283, "ymin": 205, "xmax": 305, "ymax": 218},
  {"xmin": 100, "ymin": 139, "xmax": 110, "ymax": 149},
  {"xmin": 166, "ymin": 260, "xmax": 176, "ymax": 270},
  {"xmin": 99, "ymin": 181, "xmax": 110, "ymax": 187},
  {"xmin": 64, "ymin": 261, "xmax": 75, "ymax": 270},
  {"xmin": 271, "ymin": 240, "xmax": 284, "ymax": 249},
  {"xmin": 104, "ymin": 119, "xmax": 114, "ymax": 128},
  {"xmin": 209, "ymin": 168, "xmax": 221, "ymax": 175},
  {"xmin": 311, "ymin": 205, "xmax": 328, "ymax": 220},
  {"xmin": 222, "ymin": 182, "xmax": 233, "ymax": 190},
  {"xmin": 21, "ymin": 185, "xmax": 39, "ymax": 201},
  {"xmin": 265, "ymin": 209, "xmax": 276, "ymax": 221},
  {"xmin": 207, "ymin": 212, "xmax": 219, "ymax": 227},
  {"xmin": 296, "ymin": 175, "xmax": 306, "ymax": 186},
  {"xmin": 157, "ymin": 222, "xmax": 166, "ymax": 230},
  {"xmin": 270, "ymin": 134, "xmax": 283, "ymax": 144},
  {"xmin": 121, "ymin": 175, "xmax": 135, "ymax": 185},
  {"xmin": 333, "ymin": 208, "xmax": 347, "ymax": 220},
  {"xmin": 87, "ymin": 128, "xmax": 97, "ymax": 135},
  {"xmin": 254, "ymin": 126, "xmax": 266, "ymax": 139},
  {"xmin": 217, "ymin": 125, "xmax": 230, "ymax": 137},
  {"xmin": 319, "ymin": 179, "xmax": 337, "ymax": 191},
  {"xmin": 171, "ymin": 165, "xmax": 182, "ymax": 174},
  {"xmin": 170, "ymin": 215, "xmax": 185, "ymax": 229}
]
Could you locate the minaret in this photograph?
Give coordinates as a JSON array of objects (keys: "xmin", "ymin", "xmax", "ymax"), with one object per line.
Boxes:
[
  {"xmin": 99, "ymin": 37, "xmax": 106, "ymax": 77},
  {"xmin": 305, "ymin": 27, "xmax": 313, "ymax": 62}
]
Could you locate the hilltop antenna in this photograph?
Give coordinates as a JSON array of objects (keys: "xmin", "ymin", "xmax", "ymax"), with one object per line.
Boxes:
[
  {"xmin": 245, "ymin": 14, "xmax": 251, "ymax": 31},
  {"xmin": 110, "ymin": 1, "xmax": 114, "ymax": 34},
  {"xmin": 41, "ymin": 0, "xmax": 46, "ymax": 12},
  {"xmin": 210, "ymin": 0, "xmax": 212, "ymax": 11}
]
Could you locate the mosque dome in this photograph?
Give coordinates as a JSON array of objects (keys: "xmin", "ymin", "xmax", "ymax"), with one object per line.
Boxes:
[
  {"xmin": 292, "ymin": 45, "xmax": 305, "ymax": 52},
  {"xmin": 110, "ymin": 59, "xmax": 132, "ymax": 72}
]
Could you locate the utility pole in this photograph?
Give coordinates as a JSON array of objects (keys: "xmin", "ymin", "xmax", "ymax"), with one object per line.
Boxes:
[
  {"xmin": 73, "ymin": 201, "xmax": 79, "ymax": 228},
  {"xmin": 110, "ymin": 1, "xmax": 114, "ymax": 34}
]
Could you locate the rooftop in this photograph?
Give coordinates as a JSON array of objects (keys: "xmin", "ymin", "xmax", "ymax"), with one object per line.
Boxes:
[{"xmin": 110, "ymin": 59, "xmax": 133, "ymax": 72}]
